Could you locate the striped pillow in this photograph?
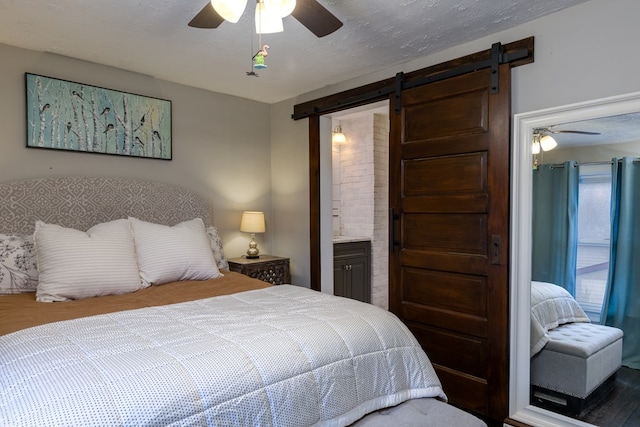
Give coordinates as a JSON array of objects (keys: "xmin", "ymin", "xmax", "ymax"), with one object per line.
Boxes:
[
  {"xmin": 34, "ymin": 219, "xmax": 144, "ymax": 302},
  {"xmin": 129, "ymin": 217, "xmax": 222, "ymax": 287}
]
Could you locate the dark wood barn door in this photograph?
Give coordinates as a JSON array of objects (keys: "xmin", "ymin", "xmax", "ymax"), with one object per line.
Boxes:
[
  {"xmin": 293, "ymin": 38, "xmax": 533, "ymax": 421},
  {"xmin": 389, "ymin": 64, "xmax": 511, "ymax": 420}
]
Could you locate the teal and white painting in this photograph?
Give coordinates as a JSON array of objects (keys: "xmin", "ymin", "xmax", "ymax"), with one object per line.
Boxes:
[{"xmin": 25, "ymin": 73, "xmax": 171, "ymax": 160}]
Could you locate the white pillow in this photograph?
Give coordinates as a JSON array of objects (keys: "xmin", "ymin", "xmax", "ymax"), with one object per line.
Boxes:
[
  {"xmin": 34, "ymin": 219, "xmax": 144, "ymax": 302},
  {"xmin": 129, "ymin": 217, "xmax": 222, "ymax": 286}
]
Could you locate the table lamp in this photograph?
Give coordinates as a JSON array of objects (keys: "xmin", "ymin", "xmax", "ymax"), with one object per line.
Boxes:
[{"xmin": 240, "ymin": 211, "xmax": 265, "ymax": 258}]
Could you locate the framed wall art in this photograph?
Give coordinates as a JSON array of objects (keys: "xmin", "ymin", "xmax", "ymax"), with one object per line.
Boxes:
[{"xmin": 25, "ymin": 73, "xmax": 172, "ymax": 160}]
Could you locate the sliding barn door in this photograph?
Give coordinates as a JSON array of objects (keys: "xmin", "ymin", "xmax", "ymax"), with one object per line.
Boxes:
[{"xmin": 389, "ymin": 65, "xmax": 510, "ymax": 420}]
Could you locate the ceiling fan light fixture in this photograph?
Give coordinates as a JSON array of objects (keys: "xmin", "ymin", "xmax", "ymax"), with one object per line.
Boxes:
[
  {"xmin": 255, "ymin": 0, "xmax": 284, "ymax": 33},
  {"xmin": 540, "ymin": 134, "xmax": 558, "ymax": 151},
  {"xmin": 210, "ymin": 0, "xmax": 247, "ymax": 23},
  {"xmin": 265, "ymin": 0, "xmax": 296, "ymax": 18},
  {"xmin": 531, "ymin": 141, "xmax": 541, "ymax": 155}
]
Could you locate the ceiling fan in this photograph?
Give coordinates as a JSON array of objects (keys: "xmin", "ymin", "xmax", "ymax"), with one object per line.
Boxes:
[
  {"xmin": 188, "ymin": 0, "xmax": 343, "ymax": 38},
  {"xmin": 532, "ymin": 126, "xmax": 602, "ymax": 154},
  {"xmin": 535, "ymin": 126, "xmax": 602, "ymax": 136}
]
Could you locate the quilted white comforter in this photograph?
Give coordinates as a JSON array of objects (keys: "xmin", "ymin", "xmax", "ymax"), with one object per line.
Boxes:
[
  {"xmin": 0, "ymin": 285, "xmax": 445, "ymax": 427},
  {"xmin": 530, "ymin": 281, "xmax": 590, "ymax": 356}
]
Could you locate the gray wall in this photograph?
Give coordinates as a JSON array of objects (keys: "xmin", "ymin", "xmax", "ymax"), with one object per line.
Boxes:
[{"xmin": 0, "ymin": 43, "xmax": 273, "ymax": 261}]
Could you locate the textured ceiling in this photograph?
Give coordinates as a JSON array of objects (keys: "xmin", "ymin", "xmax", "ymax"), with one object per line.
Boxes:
[
  {"xmin": 0, "ymin": 0, "xmax": 590, "ymax": 104},
  {"xmin": 549, "ymin": 113, "xmax": 640, "ymax": 148}
]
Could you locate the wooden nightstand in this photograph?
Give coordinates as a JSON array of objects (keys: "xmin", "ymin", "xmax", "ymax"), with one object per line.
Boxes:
[{"xmin": 227, "ymin": 255, "xmax": 291, "ymax": 285}]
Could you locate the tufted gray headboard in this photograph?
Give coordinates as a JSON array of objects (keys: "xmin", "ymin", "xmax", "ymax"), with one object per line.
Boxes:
[{"xmin": 0, "ymin": 176, "xmax": 213, "ymax": 235}]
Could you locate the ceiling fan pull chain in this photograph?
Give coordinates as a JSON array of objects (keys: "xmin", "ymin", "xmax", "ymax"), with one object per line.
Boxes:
[{"xmin": 247, "ymin": 14, "xmax": 259, "ymax": 77}]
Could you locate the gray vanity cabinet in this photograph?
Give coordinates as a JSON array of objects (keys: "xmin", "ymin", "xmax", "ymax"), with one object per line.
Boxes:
[{"xmin": 333, "ymin": 241, "xmax": 371, "ymax": 303}]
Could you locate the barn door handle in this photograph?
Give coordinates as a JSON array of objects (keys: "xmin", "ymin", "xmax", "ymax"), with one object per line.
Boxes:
[
  {"xmin": 389, "ymin": 208, "xmax": 400, "ymax": 252},
  {"xmin": 491, "ymin": 234, "xmax": 502, "ymax": 265}
]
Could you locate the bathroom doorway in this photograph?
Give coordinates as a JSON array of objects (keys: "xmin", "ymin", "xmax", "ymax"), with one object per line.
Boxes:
[{"xmin": 327, "ymin": 101, "xmax": 390, "ymax": 308}]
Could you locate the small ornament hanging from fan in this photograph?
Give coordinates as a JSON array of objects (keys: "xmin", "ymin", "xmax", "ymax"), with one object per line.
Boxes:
[{"xmin": 253, "ymin": 44, "xmax": 269, "ymax": 69}]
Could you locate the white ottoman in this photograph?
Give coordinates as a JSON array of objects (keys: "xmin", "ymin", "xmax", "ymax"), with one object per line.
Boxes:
[{"xmin": 531, "ymin": 322, "xmax": 623, "ymax": 400}]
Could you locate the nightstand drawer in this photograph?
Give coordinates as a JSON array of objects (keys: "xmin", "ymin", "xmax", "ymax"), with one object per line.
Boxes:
[{"xmin": 227, "ymin": 255, "xmax": 290, "ymax": 285}]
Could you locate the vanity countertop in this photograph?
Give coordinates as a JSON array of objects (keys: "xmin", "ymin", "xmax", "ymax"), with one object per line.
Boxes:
[{"xmin": 332, "ymin": 236, "xmax": 371, "ymax": 244}]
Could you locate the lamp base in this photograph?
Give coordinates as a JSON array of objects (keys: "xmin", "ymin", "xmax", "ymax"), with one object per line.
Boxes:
[{"xmin": 246, "ymin": 234, "xmax": 260, "ymax": 259}]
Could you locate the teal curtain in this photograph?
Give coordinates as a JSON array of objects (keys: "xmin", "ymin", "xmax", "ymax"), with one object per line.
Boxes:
[
  {"xmin": 602, "ymin": 157, "xmax": 640, "ymax": 369},
  {"xmin": 531, "ymin": 161, "xmax": 579, "ymax": 295}
]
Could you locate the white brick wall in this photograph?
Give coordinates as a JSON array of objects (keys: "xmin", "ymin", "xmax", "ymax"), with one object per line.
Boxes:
[
  {"xmin": 372, "ymin": 113, "xmax": 389, "ymax": 309},
  {"xmin": 339, "ymin": 115, "xmax": 375, "ymax": 237},
  {"xmin": 332, "ymin": 145, "xmax": 341, "ymax": 236}
]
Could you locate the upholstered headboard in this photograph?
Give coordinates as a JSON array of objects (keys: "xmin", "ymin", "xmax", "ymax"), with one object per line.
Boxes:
[{"xmin": 0, "ymin": 176, "xmax": 213, "ymax": 234}]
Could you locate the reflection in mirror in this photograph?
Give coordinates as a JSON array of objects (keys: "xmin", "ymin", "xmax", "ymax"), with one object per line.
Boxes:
[
  {"xmin": 529, "ymin": 114, "xmax": 640, "ymax": 424},
  {"xmin": 510, "ymin": 94, "xmax": 640, "ymax": 427}
]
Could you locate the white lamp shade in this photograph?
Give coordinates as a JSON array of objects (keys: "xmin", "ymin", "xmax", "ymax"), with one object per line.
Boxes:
[
  {"xmin": 540, "ymin": 135, "xmax": 558, "ymax": 151},
  {"xmin": 240, "ymin": 211, "xmax": 266, "ymax": 233},
  {"xmin": 332, "ymin": 131, "xmax": 346, "ymax": 144},
  {"xmin": 211, "ymin": 0, "xmax": 247, "ymax": 23},
  {"xmin": 265, "ymin": 0, "xmax": 296, "ymax": 17},
  {"xmin": 531, "ymin": 141, "xmax": 540, "ymax": 155},
  {"xmin": 255, "ymin": 2, "xmax": 284, "ymax": 33},
  {"xmin": 332, "ymin": 124, "xmax": 346, "ymax": 144}
]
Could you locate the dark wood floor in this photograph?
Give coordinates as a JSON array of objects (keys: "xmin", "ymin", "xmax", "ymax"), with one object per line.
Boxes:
[
  {"xmin": 532, "ymin": 367, "xmax": 640, "ymax": 426},
  {"xmin": 579, "ymin": 367, "xmax": 640, "ymax": 426}
]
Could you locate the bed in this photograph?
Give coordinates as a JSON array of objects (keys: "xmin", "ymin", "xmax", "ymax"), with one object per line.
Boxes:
[
  {"xmin": 529, "ymin": 281, "xmax": 623, "ymax": 413},
  {"xmin": 0, "ymin": 176, "xmax": 486, "ymax": 427}
]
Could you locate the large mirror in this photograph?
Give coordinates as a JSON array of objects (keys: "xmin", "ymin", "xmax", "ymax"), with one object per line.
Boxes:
[{"xmin": 510, "ymin": 92, "xmax": 640, "ymax": 426}]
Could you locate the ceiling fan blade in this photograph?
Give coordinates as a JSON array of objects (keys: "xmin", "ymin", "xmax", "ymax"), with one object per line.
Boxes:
[
  {"xmin": 188, "ymin": 2, "xmax": 225, "ymax": 29},
  {"xmin": 291, "ymin": 0, "xmax": 343, "ymax": 37},
  {"xmin": 550, "ymin": 130, "xmax": 602, "ymax": 135}
]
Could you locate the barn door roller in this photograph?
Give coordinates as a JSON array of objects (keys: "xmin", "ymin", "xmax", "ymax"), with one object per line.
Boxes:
[
  {"xmin": 393, "ymin": 42, "xmax": 509, "ymax": 114},
  {"xmin": 490, "ymin": 42, "xmax": 503, "ymax": 94}
]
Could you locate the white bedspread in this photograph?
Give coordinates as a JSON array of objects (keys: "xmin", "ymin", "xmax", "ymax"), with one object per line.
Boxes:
[{"xmin": 0, "ymin": 285, "xmax": 445, "ymax": 427}]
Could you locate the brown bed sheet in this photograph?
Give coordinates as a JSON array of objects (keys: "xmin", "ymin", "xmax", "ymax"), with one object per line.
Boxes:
[{"xmin": 0, "ymin": 271, "xmax": 271, "ymax": 336}]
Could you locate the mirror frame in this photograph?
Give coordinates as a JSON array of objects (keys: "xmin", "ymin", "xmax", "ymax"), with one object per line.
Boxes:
[{"xmin": 509, "ymin": 90, "xmax": 640, "ymax": 426}]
